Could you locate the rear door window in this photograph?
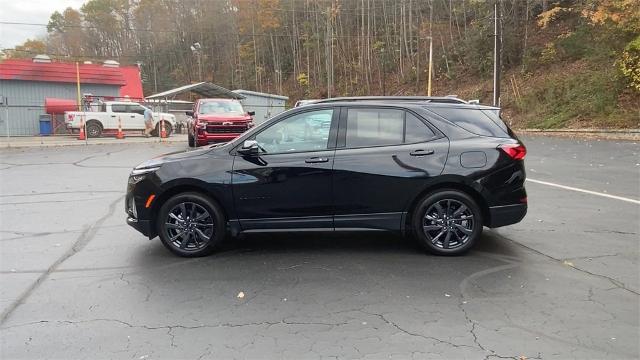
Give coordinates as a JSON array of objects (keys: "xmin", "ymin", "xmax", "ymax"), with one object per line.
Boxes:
[
  {"xmin": 344, "ymin": 108, "xmax": 436, "ymax": 148},
  {"xmin": 345, "ymin": 108, "xmax": 404, "ymax": 147},
  {"xmin": 111, "ymin": 104, "xmax": 128, "ymax": 113},
  {"xmin": 427, "ymin": 107, "xmax": 509, "ymax": 138},
  {"xmin": 127, "ymin": 105, "xmax": 146, "ymax": 115},
  {"xmin": 405, "ymin": 112, "xmax": 436, "ymax": 143}
]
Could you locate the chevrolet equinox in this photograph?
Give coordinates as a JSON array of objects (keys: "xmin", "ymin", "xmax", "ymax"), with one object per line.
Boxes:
[{"xmin": 126, "ymin": 97, "xmax": 527, "ymax": 257}]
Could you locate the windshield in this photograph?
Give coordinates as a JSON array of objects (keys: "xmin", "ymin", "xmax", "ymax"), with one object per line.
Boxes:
[{"xmin": 198, "ymin": 101, "xmax": 244, "ymax": 115}]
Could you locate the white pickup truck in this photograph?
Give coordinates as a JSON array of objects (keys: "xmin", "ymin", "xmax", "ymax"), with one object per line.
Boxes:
[{"xmin": 65, "ymin": 101, "xmax": 177, "ymax": 138}]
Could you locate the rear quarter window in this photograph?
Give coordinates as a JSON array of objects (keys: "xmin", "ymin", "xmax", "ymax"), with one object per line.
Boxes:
[{"xmin": 428, "ymin": 107, "xmax": 509, "ymax": 138}]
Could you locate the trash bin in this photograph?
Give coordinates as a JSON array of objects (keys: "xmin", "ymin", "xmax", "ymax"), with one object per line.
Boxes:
[{"xmin": 39, "ymin": 114, "xmax": 52, "ymax": 136}]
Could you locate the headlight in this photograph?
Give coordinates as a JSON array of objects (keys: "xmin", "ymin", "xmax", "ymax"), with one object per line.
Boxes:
[{"xmin": 129, "ymin": 166, "xmax": 160, "ymax": 184}]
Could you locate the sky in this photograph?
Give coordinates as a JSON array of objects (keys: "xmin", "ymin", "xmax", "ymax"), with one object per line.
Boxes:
[{"xmin": 0, "ymin": 0, "xmax": 86, "ymax": 49}]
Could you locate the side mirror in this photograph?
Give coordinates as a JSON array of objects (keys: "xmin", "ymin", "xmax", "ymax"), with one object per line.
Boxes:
[
  {"xmin": 186, "ymin": 110, "xmax": 194, "ymax": 117},
  {"xmin": 237, "ymin": 140, "xmax": 260, "ymax": 156},
  {"xmin": 248, "ymin": 111, "xmax": 256, "ymax": 116}
]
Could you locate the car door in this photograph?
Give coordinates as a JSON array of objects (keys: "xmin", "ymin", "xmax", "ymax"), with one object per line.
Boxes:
[
  {"xmin": 109, "ymin": 104, "xmax": 129, "ymax": 129},
  {"xmin": 127, "ymin": 104, "xmax": 147, "ymax": 130},
  {"xmin": 332, "ymin": 107, "xmax": 449, "ymax": 231},
  {"xmin": 232, "ymin": 107, "xmax": 338, "ymax": 230}
]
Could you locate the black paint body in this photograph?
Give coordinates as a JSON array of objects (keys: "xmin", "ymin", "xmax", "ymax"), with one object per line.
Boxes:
[{"xmin": 126, "ymin": 102, "xmax": 527, "ymax": 239}]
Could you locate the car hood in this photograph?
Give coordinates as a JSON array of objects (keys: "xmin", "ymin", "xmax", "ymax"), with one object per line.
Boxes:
[{"xmin": 133, "ymin": 147, "xmax": 214, "ymax": 170}]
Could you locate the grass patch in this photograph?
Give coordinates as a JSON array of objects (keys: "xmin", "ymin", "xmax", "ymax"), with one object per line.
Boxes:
[{"xmin": 515, "ymin": 64, "xmax": 627, "ymax": 128}]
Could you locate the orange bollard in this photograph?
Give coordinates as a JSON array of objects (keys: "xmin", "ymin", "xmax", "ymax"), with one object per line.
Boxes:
[
  {"xmin": 78, "ymin": 117, "xmax": 86, "ymax": 140},
  {"xmin": 160, "ymin": 118, "xmax": 167, "ymax": 138},
  {"xmin": 116, "ymin": 116, "xmax": 125, "ymax": 139}
]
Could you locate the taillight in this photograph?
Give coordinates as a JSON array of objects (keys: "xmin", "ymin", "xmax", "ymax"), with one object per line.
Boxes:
[{"xmin": 498, "ymin": 143, "xmax": 526, "ymax": 160}]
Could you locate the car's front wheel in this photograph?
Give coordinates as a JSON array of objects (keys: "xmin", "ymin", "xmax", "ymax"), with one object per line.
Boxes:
[
  {"xmin": 412, "ymin": 190, "xmax": 483, "ymax": 256},
  {"xmin": 156, "ymin": 192, "xmax": 225, "ymax": 257}
]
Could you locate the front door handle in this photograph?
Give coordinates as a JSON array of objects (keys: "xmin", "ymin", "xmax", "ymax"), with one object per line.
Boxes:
[
  {"xmin": 305, "ymin": 157, "xmax": 329, "ymax": 163},
  {"xmin": 410, "ymin": 149, "xmax": 435, "ymax": 156}
]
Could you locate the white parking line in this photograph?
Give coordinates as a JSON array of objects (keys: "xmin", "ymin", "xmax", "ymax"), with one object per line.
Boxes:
[{"xmin": 526, "ymin": 178, "xmax": 640, "ymax": 205}]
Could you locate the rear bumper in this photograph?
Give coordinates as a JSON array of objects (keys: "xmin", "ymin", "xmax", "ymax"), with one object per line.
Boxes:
[
  {"xmin": 487, "ymin": 203, "xmax": 527, "ymax": 228},
  {"xmin": 127, "ymin": 216, "xmax": 154, "ymax": 238}
]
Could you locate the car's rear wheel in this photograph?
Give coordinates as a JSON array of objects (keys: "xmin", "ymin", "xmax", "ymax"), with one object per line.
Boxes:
[
  {"xmin": 156, "ymin": 192, "xmax": 225, "ymax": 257},
  {"xmin": 412, "ymin": 190, "xmax": 483, "ymax": 256}
]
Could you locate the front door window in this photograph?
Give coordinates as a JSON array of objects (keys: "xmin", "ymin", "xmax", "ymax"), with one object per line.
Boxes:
[{"xmin": 254, "ymin": 109, "xmax": 333, "ymax": 154}]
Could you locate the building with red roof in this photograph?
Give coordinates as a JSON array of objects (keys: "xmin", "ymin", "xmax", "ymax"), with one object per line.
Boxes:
[{"xmin": 0, "ymin": 55, "xmax": 144, "ymax": 135}]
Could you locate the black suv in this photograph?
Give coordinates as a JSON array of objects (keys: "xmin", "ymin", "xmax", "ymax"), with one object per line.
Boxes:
[{"xmin": 126, "ymin": 98, "xmax": 527, "ymax": 257}]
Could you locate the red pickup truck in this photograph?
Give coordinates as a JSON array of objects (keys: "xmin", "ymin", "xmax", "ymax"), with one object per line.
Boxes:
[{"xmin": 187, "ymin": 98, "xmax": 255, "ymax": 147}]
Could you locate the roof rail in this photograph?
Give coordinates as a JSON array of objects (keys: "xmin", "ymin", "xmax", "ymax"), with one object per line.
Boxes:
[{"xmin": 313, "ymin": 96, "xmax": 468, "ymax": 104}]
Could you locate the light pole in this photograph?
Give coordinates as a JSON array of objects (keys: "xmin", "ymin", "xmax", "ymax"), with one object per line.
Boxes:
[
  {"xmin": 190, "ymin": 42, "xmax": 203, "ymax": 82},
  {"xmin": 493, "ymin": 1, "xmax": 502, "ymax": 106},
  {"xmin": 426, "ymin": 36, "xmax": 433, "ymax": 96}
]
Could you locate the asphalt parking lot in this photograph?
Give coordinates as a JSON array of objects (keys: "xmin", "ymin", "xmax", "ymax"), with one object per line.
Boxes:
[{"xmin": 1, "ymin": 135, "xmax": 638, "ymax": 359}]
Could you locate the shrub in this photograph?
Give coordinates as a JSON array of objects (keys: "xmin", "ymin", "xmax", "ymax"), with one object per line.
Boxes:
[{"xmin": 619, "ymin": 36, "xmax": 640, "ymax": 92}]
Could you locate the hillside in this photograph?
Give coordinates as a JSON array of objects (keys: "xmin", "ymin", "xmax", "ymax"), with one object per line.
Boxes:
[{"xmin": 4, "ymin": 0, "xmax": 639, "ymax": 129}]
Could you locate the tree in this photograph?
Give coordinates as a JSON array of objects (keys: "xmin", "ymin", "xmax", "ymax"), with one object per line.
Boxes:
[{"xmin": 4, "ymin": 39, "xmax": 47, "ymax": 59}]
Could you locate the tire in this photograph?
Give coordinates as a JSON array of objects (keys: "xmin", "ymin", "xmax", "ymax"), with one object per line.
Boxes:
[
  {"xmin": 156, "ymin": 192, "xmax": 226, "ymax": 257},
  {"xmin": 85, "ymin": 121, "xmax": 102, "ymax": 138},
  {"xmin": 188, "ymin": 133, "xmax": 195, "ymax": 147},
  {"xmin": 153, "ymin": 121, "xmax": 173, "ymax": 137},
  {"xmin": 412, "ymin": 189, "xmax": 483, "ymax": 256}
]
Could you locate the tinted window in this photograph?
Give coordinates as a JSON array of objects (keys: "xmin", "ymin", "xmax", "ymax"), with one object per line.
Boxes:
[
  {"xmin": 255, "ymin": 109, "xmax": 333, "ymax": 154},
  {"xmin": 405, "ymin": 113, "xmax": 435, "ymax": 143},
  {"xmin": 128, "ymin": 105, "xmax": 146, "ymax": 115},
  {"xmin": 346, "ymin": 108, "xmax": 404, "ymax": 147},
  {"xmin": 111, "ymin": 104, "xmax": 127, "ymax": 113},
  {"xmin": 428, "ymin": 107, "xmax": 509, "ymax": 138}
]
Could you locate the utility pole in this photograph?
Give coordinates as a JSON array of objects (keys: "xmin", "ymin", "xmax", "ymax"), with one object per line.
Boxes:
[
  {"xmin": 427, "ymin": 37, "xmax": 433, "ymax": 96},
  {"xmin": 492, "ymin": 0, "xmax": 501, "ymax": 106}
]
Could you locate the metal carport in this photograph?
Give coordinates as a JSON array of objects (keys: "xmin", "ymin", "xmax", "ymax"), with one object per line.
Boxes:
[{"xmin": 146, "ymin": 82, "xmax": 245, "ymax": 100}]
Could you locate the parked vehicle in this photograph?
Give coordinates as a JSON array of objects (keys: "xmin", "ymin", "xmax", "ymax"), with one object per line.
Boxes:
[
  {"xmin": 186, "ymin": 98, "xmax": 255, "ymax": 147},
  {"xmin": 65, "ymin": 101, "xmax": 176, "ymax": 138},
  {"xmin": 127, "ymin": 97, "xmax": 527, "ymax": 257},
  {"xmin": 294, "ymin": 99, "xmax": 320, "ymax": 107}
]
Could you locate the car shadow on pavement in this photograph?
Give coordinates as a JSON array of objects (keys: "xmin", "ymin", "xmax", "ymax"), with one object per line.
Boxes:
[{"xmin": 129, "ymin": 229, "xmax": 524, "ymax": 276}]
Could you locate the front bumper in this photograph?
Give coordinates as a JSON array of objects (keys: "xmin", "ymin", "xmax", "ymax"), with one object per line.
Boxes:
[
  {"xmin": 197, "ymin": 133, "xmax": 243, "ymax": 145},
  {"xmin": 127, "ymin": 216, "xmax": 153, "ymax": 237},
  {"xmin": 487, "ymin": 203, "xmax": 527, "ymax": 228}
]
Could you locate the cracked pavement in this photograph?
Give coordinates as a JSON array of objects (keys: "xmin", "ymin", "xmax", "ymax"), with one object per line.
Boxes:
[{"xmin": 0, "ymin": 136, "xmax": 638, "ymax": 359}]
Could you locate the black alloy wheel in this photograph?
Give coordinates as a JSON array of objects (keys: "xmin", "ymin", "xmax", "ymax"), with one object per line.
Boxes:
[
  {"xmin": 413, "ymin": 190, "xmax": 483, "ymax": 255},
  {"xmin": 157, "ymin": 192, "xmax": 225, "ymax": 257}
]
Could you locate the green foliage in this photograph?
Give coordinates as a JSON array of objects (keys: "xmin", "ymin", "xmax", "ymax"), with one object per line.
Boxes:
[
  {"xmin": 619, "ymin": 36, "xmax": 640, "ymax": 92},
  {"xmin": 518, "ymin": 66, "xmax": 625, "ymax": 128},
  {"xmin": 540, "ymin": 43, "xmax": 557, "ymax": 63}
]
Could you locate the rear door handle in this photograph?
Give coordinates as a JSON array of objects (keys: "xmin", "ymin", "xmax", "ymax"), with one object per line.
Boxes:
[
  {"xmin": 305, "ymin": 157, "xmax": 329, "ymax": 163},
  {"xmin": 410, "ymin": 149, "xmax": 435, "ymax": 156},
  {"xmin": 110, "ymin": 115, "xmax": 116, "ymax": 118}
]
